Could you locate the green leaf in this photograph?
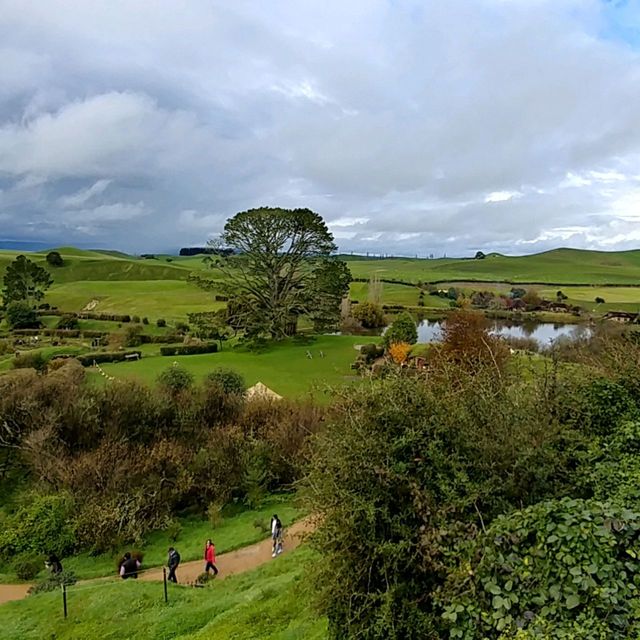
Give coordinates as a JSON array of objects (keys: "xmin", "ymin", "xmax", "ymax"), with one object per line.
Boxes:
[{"xmin": 565, "ymin": 594, "xmax": 581, "ymax": 610}]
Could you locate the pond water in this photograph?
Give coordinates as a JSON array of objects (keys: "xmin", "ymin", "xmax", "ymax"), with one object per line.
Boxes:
[{"xmin": 416, "ymin": 319, "xmax": 589, "ymax": 346}]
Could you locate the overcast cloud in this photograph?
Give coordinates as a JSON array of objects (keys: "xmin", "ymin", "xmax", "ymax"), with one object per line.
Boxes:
[{"xmin": 0, "ymin": 0, "xmax": 639, "ymax": 255}]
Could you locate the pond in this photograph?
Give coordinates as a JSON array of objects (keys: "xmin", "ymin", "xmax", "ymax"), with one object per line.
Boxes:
[{"xmin": 416, "ymin": 319, "xmax": 589, "ymax": 346}]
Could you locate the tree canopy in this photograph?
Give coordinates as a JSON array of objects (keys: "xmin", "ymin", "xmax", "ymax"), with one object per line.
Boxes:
[
  {"xmin": 206, "ymin": 207, "xmax": 350, "ymax": 339},
  {"xmin": 2, "ymin": 254, "xmax": 53, "ymax": 306}
]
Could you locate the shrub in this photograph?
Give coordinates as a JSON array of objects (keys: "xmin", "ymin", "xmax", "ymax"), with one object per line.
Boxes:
[
  {"xmin": 157, "ymin": 365, "xmax": 194, "ymax": 393},
  {"xmin": 595, "ymin": 296, "xmax": 605, "ymax": 304},
  {"xmin": 76, "ymin": 351, "xmax": 142, "ymax": 366},
  {"xmin": 175, "ymin": 321, "xmax": 190, "ymax": 334},
  {"xmin": 388, "ymin": 341, "xmax": 411, "ymax": 364},
  {"xmin": 352, "ymin": 302, "xmax": 386, "ymax": 329},
  {"xmin": 157, "ymin": 318, "xmax": 167, "ymax": 327},
  {"xmin": 0, "ymin": 493, "xmax": 76, "ymax": 560},
  {"xmin": 160, "ymin": 343, "xmax": 218, "ymax": 356},
  {"xmin": 45, "ymin": 251, "xmax": 64, "ymax": 267},
  {"xmin": 12, "ymin": 554, "xmax": 43, "ymax": 581},
  {"xmin": 28, "ymin": 570, "xmax": 77, "ymax": 595},
  {"xmin": 142, "ymin": 317, "xmax": 149, "ymax": 325},
  {"xmin": 441, "ymin": 498, "xmax": 640, "ymax": 639},
  {"xmin": 383, "ymin": 312, "xmax": 418, "ymax": 348},
  {"xmin": 123, "ymin": 324, "xmax": 144, "ymax": 347},
  {"xmin": 6, "ymin": 301, "xmax": 38, "ymax": 329},
  {"xmin": 13, "ymin": 351, "xmax": 47, "ymax": 372},
  {"xmin": 359, "ymin": 343, "xmax": 384, "ymax": 364},
  {"xmin": 132, "ymin": 315, "xmax": 141, "ymax": 323},
  {"xmin": 165, "ymin": 520, "xmax": 182, "ymax": 543},
  {"xmin": 56, "ymin": 314, "xmax": 79, "ymax": 330},
  {"xmin": 206, "ymin": 368, "xmax": 246, "ymax": 395}
]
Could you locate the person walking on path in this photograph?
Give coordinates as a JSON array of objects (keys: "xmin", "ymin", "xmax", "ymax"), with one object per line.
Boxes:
[
  {"xmin": 270, "ymin": 514, "xmax": 283, "ymax": 557},
  {"xmin": 204, "ymin": 539, "xmax": 218, "ymax": 576},
  {"xmin": 119, "ymin": 552, "xmax": 141, "ymax": 579},
  {"xmin": 167, "ymin": 547, "xmax": 180, "ymax": 583}
]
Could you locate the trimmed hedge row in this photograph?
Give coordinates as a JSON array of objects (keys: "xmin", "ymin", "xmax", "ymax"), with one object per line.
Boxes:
[
  {"xmin": 76, "ymin": 351, "xmax": 142, "ymax": 366},
  {"xmin": 139, "ymin": 334, "xmax": 182, "ymax": 344},
  {"xmin": 160, "ymin": 343, "xmax": 218, "ymax": 356},
  {"xmin": 35, "ymin": 310, "xmax": 132, "ymax": 322},
  {"xmin": 351, "ymin": 277, "xmax": 416, "ymax": 287}
]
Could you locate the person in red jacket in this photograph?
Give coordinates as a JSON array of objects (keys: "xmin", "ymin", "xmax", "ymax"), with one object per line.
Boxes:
[{"xmin": 204, "ymin": 539, "xmax": 218, "ymax": 576}]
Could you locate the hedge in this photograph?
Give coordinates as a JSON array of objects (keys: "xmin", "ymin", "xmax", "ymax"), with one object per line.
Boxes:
[
  {"xmin": 78, "ymin": 312, "xmax": 131, "ymax": 323},
  {"xmin": 12, "ymin": 328, "xmax": 108, "ymax": 339},
  {"xmin": 76, "ymin": 351, "xmax": 142, "ymax": 366},
  {"xmin": 160, "ymin": 343, "xmax": 218, "ymax": 356},
  {"xmin": 139, "ymin": 334, "xmax": 182, "ymax": 344}
]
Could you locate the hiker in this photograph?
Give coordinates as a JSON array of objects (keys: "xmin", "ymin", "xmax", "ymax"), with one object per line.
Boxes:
[
  {"xmin": 167, "ymin": 547, "xmax": 180, "ymax": 583},
  {"xmin": 119, "ymin": 552, "xmax": 141, "ymax": 579},
  {"xmin": 204, "ymin": 539, "xmax": 218, "ymax": 576},
  {"xmin": 271, "ymin": 514, "xmax": 283, "ymax": 557},
  {"xmin": 45, "ymin": 553, "xmax": 63, "ymax": 575}
]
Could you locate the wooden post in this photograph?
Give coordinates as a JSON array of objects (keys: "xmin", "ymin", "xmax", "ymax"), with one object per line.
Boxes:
[
  {"xmin": 163, "ymin": 567, "xmax": 168, "ymax": 603},
  {"xmin": 62, "ymin": 583, "xmax": 68, "ymax": 618}
]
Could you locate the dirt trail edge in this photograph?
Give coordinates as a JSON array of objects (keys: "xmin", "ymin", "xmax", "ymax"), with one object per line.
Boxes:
[{"xmin": 0, "ymin": 518, "xmax": 313, "ymax": 605}]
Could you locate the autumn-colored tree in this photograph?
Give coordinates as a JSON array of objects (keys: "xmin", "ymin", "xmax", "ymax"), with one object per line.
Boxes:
[{"xmin": 388, "ymin": 341, "xmax": 411, "ymax": 365}]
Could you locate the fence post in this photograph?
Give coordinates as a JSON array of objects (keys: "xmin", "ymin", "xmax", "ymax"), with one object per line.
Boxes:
[
  {"xmin": 163, "ymin": 567, "xmax": 168, "ymax": 603},
  {"xmin": 62, "ymin": 583, "xmax": 68, "ymax": 619}
]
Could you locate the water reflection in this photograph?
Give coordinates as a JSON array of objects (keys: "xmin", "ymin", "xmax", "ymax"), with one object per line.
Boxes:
[{"xmin": 416, "ymin": 319, "xmax": 587, "ymax": 346}]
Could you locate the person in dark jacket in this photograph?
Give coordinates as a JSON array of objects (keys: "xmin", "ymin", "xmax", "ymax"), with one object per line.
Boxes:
[
  {"xmin": 45, "ymin": 553, "xmax": 63, "ymax": 574},
  {"xmin": 119, "ymin": 552, "xmax": 141, "ymax": 579},
  {"xmin": 204, "ymin": 539, "xmax": 218, "ymax": 576},
  {"xmin": 167, "ymin": 547, "xmax": 180, "ymax": 583}
]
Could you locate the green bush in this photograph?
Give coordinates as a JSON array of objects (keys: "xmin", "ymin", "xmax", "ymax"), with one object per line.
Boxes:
[
  {"xmin": 441, "ymin": 498, "xmax": 640, "ymax": 639},
  {"xmin": 76, "ymin": 351, "xmax": 141, "ymax": 366},
  {"xmin": 132, "ymin": 315, "xmax": 141, "ymax": 323},
  {"xmin": 142, "ymin": 317, "xmax": 149, "ymax": 325},
  {"xmin": 160, "ymin": 343, "xmax": 218, "ymax": 356},
  {"xmin": 123, "ymin": 324, "xmax": 143, "ymax": 347},
  {"xmin": 12, "ymin": 351, "xmax": 47, "ymax": 372},
  {"xmin": 206, "ymin": 368, "xmax": 246, "ymax": 395},
  {"xmin": 157, "ymin": 365, "xmax": 194, "ymax": 393},
  {"xmin": 57, "ymin": 314, "xmax": 79, "ymax": 330},
  {"xmin": 157, "ymin": 318, "xmax": 167, "ymax": 327},
  {"xmin": 580, "ymin": 378, "xmax": 639, "ymax": 436},
  {"xmin": 359, "ymin": 343, "xmax": 384, "ymax": 364},
  {"xmin": 6, "ymin": 301, "xmax": 38, "ymax": 329},
  {"xmin": 12, "ymin": 554, "xmax": 43, "ymax": 581},
  {"xmin": 28, "ymin": 570, "xmax": 77, "ymax": 595},
  {"xmin": 352, "ymin": 302, "xmax": 386, "ymax": 329},
  {"xmin": 45, "ymin": 251, "xmax": 64, "ymax": 267},
  {"xmin": 0, "ymin": 493, "xmax": 76, "ymax": 560},
  {"xmin": 383, "ymin": 312, "xmax": 418, "ymax": 348}
]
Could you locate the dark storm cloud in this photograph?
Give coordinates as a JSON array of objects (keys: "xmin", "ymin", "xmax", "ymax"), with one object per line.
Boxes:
[{"xmin": 1, "ymin": 0, "xmax": 640, "ymax": 254}]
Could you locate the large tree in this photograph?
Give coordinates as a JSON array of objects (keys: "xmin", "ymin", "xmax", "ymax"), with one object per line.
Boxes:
[
  {"xmin": 2, "ymin": 255, "xmax": 53, "ymax": 307},
  {"xmin": 206, "ymin": 207, "xmax": 350, "ymax": 339}
]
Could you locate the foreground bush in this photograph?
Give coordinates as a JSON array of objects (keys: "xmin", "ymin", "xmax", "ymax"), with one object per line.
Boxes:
[{"xmin": 441, "ymin": 498, "xmax": 640, "ymax": 639}]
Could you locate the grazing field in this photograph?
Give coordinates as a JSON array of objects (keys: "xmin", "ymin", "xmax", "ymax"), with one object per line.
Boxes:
[
  {"xmin": 97, "ymin": 335, "xmax": 370, "ymax": 398},
  {"xmin": 45, "ymin": 280, "xmax": 221, "ymax": 321},
  {"xmin": 0, "ymin": 547, "xmax": 324, "ymax": 640},
  {"xmin": 345, "ymin": 248, "xmax": 640, "ymax": 285}
]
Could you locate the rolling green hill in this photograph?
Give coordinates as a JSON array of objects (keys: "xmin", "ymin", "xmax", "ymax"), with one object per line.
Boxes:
[{"xmin": 344, "ymin": 248, "xmax": 640, "ymax": 285}]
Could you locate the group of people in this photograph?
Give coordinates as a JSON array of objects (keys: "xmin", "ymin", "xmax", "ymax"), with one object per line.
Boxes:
[{"xmin": 119, "ymin": 514, "xmax": 285, "ymax": 585}]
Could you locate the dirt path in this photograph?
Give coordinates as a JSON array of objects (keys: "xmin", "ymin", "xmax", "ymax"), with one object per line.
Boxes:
[
  {"xmin": 140, "ymin": 518, "xmax": 312, "ymax": 585},
  {"xmin": 0, "ymin": 519, "xmax": 312, "ymax": 605}
]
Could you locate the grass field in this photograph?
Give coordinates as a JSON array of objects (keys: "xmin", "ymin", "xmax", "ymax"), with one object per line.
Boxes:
[
  {"xmin": 97, "ymin": 335, "xmax": 370, "ymax": 398},
  {"xmin": 0, "ymin": 547, "xmax": 325, "ymax": 639}
]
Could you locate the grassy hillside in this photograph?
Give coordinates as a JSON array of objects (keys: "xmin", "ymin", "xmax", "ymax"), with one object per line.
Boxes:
[
  {"xmin": 345, "ymin": 248, "xmax": 640, "ymax": 285},
  {"xmin": 0, "ymin": 548, "xmax": 325, "ymax": 640}
]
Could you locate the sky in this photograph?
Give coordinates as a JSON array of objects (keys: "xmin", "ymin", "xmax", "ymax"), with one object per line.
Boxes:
[{"xmin": 1, "ymin": 0, "xmax": 640, "ymax": 256}]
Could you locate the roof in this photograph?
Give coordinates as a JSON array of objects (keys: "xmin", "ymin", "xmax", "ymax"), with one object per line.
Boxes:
[{"xmin": 245, "ymin": 382, "xmax": 283, "ymax": 401}]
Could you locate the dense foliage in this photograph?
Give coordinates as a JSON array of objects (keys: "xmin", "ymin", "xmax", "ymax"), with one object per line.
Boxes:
[
  {"xmin": 2, "ymin": 255, "xmax": 53, "ymax": 306},
  {"xmin": 383, "ymin": 312, "xmax": 418, "ymax": 348}
]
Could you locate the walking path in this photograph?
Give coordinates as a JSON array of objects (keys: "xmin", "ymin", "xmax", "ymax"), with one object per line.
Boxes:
[{"xmin": 0, "ymin": 518, "xmax": 312, "ymax": 606}]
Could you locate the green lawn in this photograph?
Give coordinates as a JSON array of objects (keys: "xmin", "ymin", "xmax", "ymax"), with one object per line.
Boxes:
[
  {"xmin": 0, "ymin": 547, "xmax": 325, "ymax": 640},
  {"xmin": 97, "ymin": 335, "xmax": 370, "ymax": 398}
]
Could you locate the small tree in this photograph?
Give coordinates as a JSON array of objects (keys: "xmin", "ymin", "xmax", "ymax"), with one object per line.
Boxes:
[
  {"xmin": 384, "ymin": 312, "xmax": 418, "ymax": 348},
  {"xmin": 474, "ymin": 250, "xmax": 486, "ymax": 260},
  {"xmin": 206, "ymin": 368, "xmax": 246, "ymax": 395},
  {"xmin": 157, "ymin": 365, "xmax": 194, "ymax": 394},
  {"xmin": 352, "ymin": 302, "xmax": 385, "ymax": 329},
  {"xmin": 2, "ymin": 255, "xmax": 53, "ymax": 306},
  {"xmin": 595, "ymin": 296, "xmax": 605, "ymax": 304},
  {"xmin": 45, "ymin": 251, "xmax": 64, "ymax": 267},
  {"xmin": 6, "ymin": 301, "xmax": 38, "ymax": 329}
]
